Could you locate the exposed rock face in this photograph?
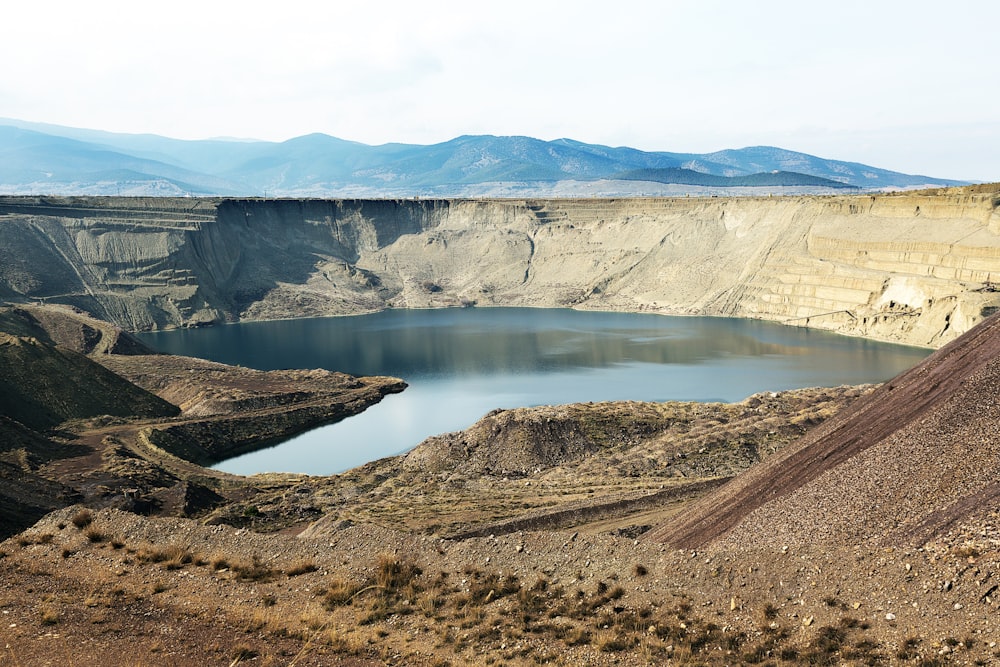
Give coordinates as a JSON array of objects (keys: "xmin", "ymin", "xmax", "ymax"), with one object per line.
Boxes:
[{"xmin": 1, "ymin": 186, "xmax": 998, "ymax": 346}]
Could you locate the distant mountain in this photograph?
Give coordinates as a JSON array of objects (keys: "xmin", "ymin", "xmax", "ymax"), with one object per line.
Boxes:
[
  {"xmin": 0, "ymin": 119, "xmax": 968, "ymax": 197},
  {"xmin": 0, "ymin": 126, "xmax": 244, "ymax": 195},
  {"xmin": 613, "ymin": 168, "xmax": 852, "ymax": 189}
]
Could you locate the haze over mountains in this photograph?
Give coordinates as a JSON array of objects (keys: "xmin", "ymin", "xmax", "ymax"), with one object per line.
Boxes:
[{"xmin": 0, "ymin": 119, "xmax": 966, "ymax": 198}]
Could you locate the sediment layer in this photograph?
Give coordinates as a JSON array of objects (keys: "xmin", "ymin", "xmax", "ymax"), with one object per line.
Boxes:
[{"xmin": 1, "ymin": 186, "xmax": 998, "ymax": 346}]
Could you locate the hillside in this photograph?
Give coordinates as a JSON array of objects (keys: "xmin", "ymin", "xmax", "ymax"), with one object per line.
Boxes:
[
  {"xmin": 2, "ymin": 187, "xmax": 1000, "ymax": 662},
  {"xmin": 0, "ymin": 305, "xmax": 405, "ymax": 539},
  {"xmin": 650, "ymin": 309, "xmax": 1000, "ymax": 551},
  {"xmin": 0, "ymin": 120, "xmax": 965, "ymax": 196},
  {"xmin": 0, "ymin": 329, "xmax": 178, "ymax": 431},
  {"xmin": 4, "ymin": 311, "xmax": 1000, "ymax": 664},
  {"xmin": 613, "ymin": 168, "xmax": 852, "ymax": 188},
  {"xmin": 1, "ymin": 186, "xmax": 998, "ymax": 347}
]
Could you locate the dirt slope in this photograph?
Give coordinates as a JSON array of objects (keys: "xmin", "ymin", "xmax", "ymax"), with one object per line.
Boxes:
[
  {"xmin": 0, "ymin": 305, "xmax": 405, "ymax": 540},
  {"xmin": 2, "ymin": 187, "xmax": 999, "ymax": 346},
  {"xmin": 649, "ymin": 311, "xmax": 1000, "ymax": 550}
]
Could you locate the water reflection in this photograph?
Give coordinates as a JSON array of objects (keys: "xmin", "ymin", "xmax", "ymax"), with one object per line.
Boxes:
[
  {"xmin": 138, "ymin": 308, "xmax": 930, "ymax": 475},
  {"xmin": 141, "ymin": 309, "xmax": 878, "ymax": 376}
]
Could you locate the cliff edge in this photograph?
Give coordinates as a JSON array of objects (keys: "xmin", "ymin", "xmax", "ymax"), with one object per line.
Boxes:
[{"xmin": 1, "ymin": 186, "xmax": 998, "ymax": 347}]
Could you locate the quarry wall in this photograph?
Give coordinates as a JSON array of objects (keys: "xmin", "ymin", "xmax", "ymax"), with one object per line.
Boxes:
[{"xmin": 1, "ymin": 187, "xmax": 998, "ymax": 347}]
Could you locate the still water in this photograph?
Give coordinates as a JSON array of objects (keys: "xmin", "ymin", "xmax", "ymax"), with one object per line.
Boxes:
[{"xmin": 137, "ymin": 308, "xmax": 929, "ymax": 476}]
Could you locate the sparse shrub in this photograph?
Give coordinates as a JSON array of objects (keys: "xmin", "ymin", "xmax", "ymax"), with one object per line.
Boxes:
[
  {"xmin": 325, "ymin": 628, "xmax": 360, "ymax": 653},
  {"xmin": 564, "ymin": 626, "xmax": 591, "ymax": 646},
  {"xmin": 779, "ymin": 647, "xmax": 800, "ymax": 661},
  {"xmin": 463, "ymin": 570, "xmax": 520, "ymax": 607},
  {"xmin": 134, "ymin": 543, "xmax": 164, "ymax": 562},
  {"xmin": 16, "ymin": 533, "xmax": 54, "ymax": 547},
  {"xmin": 163, "ymin": 546, "xmax": 193, "ymax": 570},
  {"xmin": 261, "ymin": 593, "xmax": 277, "ymax": 607},
  {"xmin": 242, "ymin": 610, "xmax": 269, "ymax": 633},
  {"xmin": 633, "ymin": 563, "xmax": 648, "ymax": 577},
  {"xmin": 232, "ymin": 556, "xmax": 277, "ymax": 582},
  {"xmin": 843, "ymin": 638, "xmax": 884, "ymax": 664},
  {"xmin": 801, "ymin": 624, "xmax": 846, "ymax": 662},
  {"xmin": 40, "ymin": 606, "xmax": 59, "ymax": 626},
  {"xmin": 516, "ymin": 577, "xmax": 548, "ymax": 612},
  {"xmin": 741, "ymin": 645, "xmax": 768, "ymax": 663},
  {"xmin": 84, "ymin": 527, "xmax": 107, "ymax": 543},
  {"xmin": 375, "ymin": 554, "xmax": 421, "ymax": 592},
  {"xmin": 761, "ymin": 602, "xmax": 779, "ymax": 619},
  {"xmin": 110, "ymin": 537, "xmax": 125, "ymax": 550},
  {"xmin": 285, "ymin": 560, "xmax": 318, "ymax": 577},
  {"xmin": 596, "ymin": 631, "xmax": 632, "ymax": 652},
  {"xmin": 71, "ymin": 509, "xmax": 93, "ymax": 529},
  {"xmin": 323, "ymin": 578, "xmax": 363, "ymax": 608},
  {"xmin": 896, "ymin": 636, "xmax": 921, "ymax": 661},
  {"xmin": 131, "ymin": 543, "xmax": 202, "ymax": 570},
  {"xmin": 210, "ymin": 554, "xmax": 231, "ymax": 571}
]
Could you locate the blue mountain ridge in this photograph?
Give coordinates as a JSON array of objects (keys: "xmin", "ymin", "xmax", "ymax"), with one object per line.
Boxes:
[{"xmin": 0, "ymin": 119, "xmax": 967, "ymax": 196}]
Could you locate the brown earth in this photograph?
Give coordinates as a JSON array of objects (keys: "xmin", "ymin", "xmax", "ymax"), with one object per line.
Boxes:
[
  {"xmin": 649, "ymin": 311, "xmax": 1000, "ymax": 551},
  {"xmin": 0, "ymin": 304, "xmax": 405, "ymax": 539},
  {"xmin": 4, "ymin": 309, "xmax": 1000, "ymax": 663}
]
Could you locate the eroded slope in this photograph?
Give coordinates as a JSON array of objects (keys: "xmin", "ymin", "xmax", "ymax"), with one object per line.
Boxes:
[
  {"xmin": 650, "ymin": 311, "xmax": 1000, "ymax": 550},
  {"xmin": 1, "ymin": 187, "xmax": 998, "ymax": 346}
]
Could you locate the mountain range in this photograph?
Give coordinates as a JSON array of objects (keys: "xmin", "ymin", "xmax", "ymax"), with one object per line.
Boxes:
[{"xmin": 0, "ymin": 118, "xmax": 967, "ymax": 197}]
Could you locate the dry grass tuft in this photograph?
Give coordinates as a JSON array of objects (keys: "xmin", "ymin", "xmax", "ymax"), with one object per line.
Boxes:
[
  {"xmin": 71, "ymin": 509, "xmax": 93, "ymax": 529},
  {"xmin": 231, "ymin": 556, "xmax": 278, "ymax": 582},
  {"xmin": 84, "ymin": 526, "xmax": 108, "ymax": 543},
  {"xmin": 375, "ymin": 553, "xmax": 422, "ymax": 591},
  {"xmin": 210, "ymin": 553, "xmax": 231, "ymax": 571},
  {"xmin": 16, "ymin": 532, "xmax": 54, "ymax": 547},
  {"xmin": 321, "ymin": 577, "xmax": 364, "ymax": 609},
  {"xmin": 285, "ymin": 560, "xmax": 318, "ymax": 577},
  {"xmin": 134, "ymin": 543, "xmax": 196, "ymax": 570},
  {"xmin": 40, "ymin": 606, "xmax": 60, "ymax": 626}
]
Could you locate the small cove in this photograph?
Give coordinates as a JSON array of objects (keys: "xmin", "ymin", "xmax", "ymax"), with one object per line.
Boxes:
[{"xmin": 137, "ymin": 308, "xmax": 930, "ymax": 475}]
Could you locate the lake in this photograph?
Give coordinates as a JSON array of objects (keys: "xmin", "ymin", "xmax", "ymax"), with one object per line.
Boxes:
[{"xmin": 137, "ymin": 308, "xmax": 930, "ymax": 476}]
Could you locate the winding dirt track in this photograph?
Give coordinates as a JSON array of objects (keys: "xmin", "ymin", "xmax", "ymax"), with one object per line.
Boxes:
[{"xmin": 649, "ymin": 312, "xmax": 1000, "ymax": 549}]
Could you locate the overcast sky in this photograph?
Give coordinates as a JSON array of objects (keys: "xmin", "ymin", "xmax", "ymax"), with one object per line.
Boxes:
[{"xmin": 3, "ymin": 0, "xmax": 998, "ymax": 181}]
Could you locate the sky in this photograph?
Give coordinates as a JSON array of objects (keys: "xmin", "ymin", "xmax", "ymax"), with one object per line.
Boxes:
[{"xmin": 2, "ymin": 0, "xmax": 998, "ymax": 181}]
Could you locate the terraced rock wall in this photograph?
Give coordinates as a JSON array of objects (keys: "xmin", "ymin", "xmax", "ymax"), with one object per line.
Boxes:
[{"xmin": 1, "ymin": 188, "xmax": 998, "ymax": 347}]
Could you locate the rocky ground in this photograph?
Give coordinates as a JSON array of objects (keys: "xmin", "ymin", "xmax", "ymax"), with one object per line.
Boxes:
[
  {"xmin": 3, "ymin": 504, "xmax": 999, "ymax": 666},
  {"xmin": 4, "ymin": 304, "xmax": 1000, "ymax": 665},
  {"xmin": 0, "ymin": 304, "xmax": 405, "ymax": 538}
]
